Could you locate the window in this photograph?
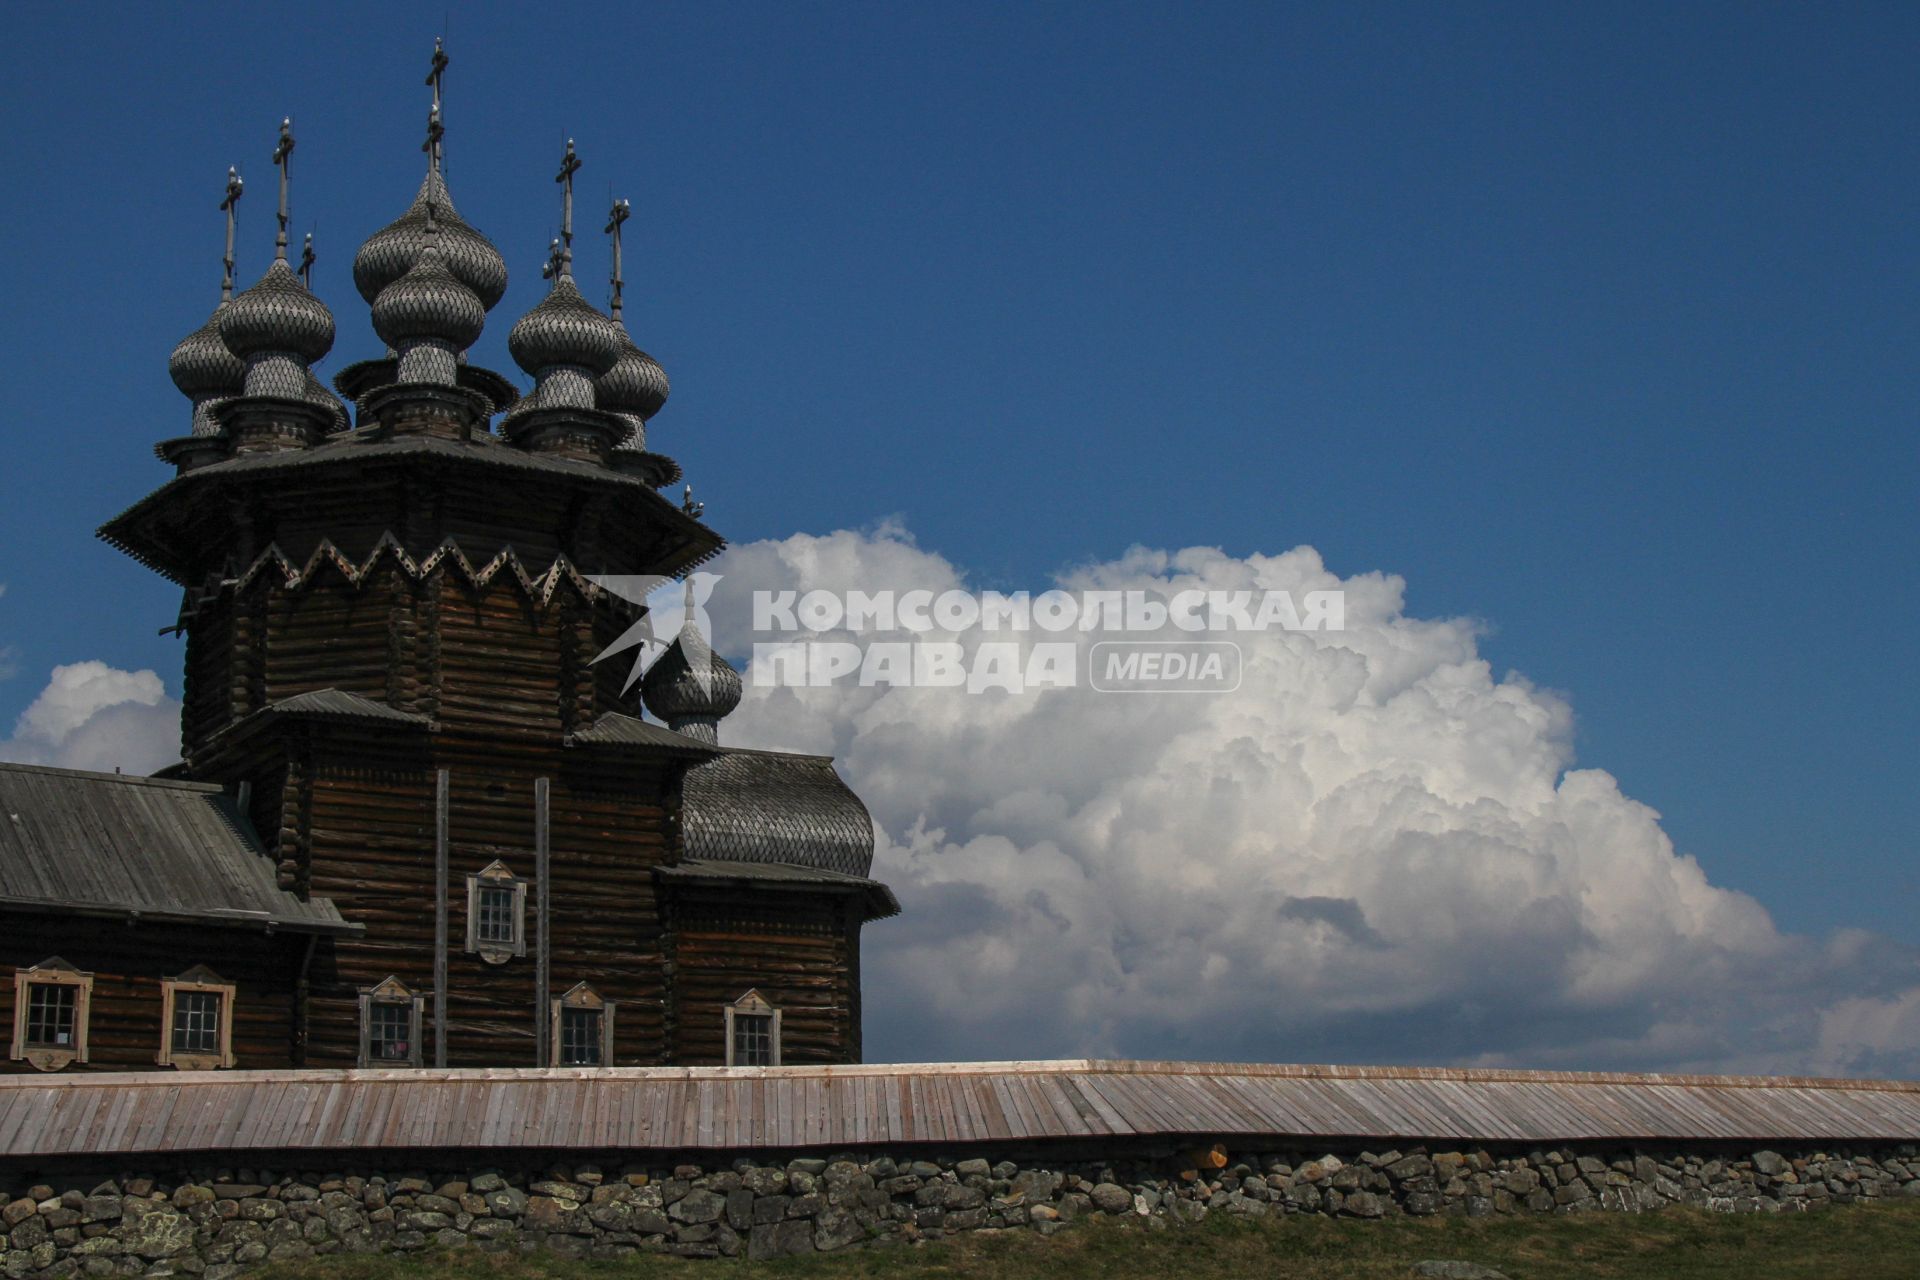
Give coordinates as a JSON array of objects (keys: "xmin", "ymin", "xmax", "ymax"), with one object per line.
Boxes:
[
  {"xmin": 157, "ymin": 966, "xmax": 237, "ymax": 1069},
  {"xmin": 358, "ymin": 976, "xmax": 425, "ymax": 1068},
  {"xmin": 550, "ymin": 983, "xmax": 613, "ymax": 1067},
  {"xmin": 10, "ymin": 958, "xmax": 92, "ymax": 1071},
  {"xmin": 723, "ymin": 990, "xmax": 781, "ymax": 1067},
  {"xmin": 464, "ymin": 861, "xmax": 526, "ymax": 964}
]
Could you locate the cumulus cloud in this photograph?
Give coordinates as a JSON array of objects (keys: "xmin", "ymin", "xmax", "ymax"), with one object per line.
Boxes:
[
  {"xmin": 704, "ymin": 526, "xmax": 1920, "ymax": 1077},
  {"xmin": 0, "ymin": 661, "xmax": 182, "ymax": 775}
]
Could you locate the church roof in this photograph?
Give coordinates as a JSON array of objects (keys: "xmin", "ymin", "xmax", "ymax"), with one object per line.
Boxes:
[
  {"xmin": 681, "ymin": 748, "xmax": 875, "ymax": 878},
  {"xmin": 0, "ymin": 763, "xmax": 357, "ymax": 935}
]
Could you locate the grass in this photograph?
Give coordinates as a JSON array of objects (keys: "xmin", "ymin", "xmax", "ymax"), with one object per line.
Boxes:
[{"xmin": 263, "ymin": 1199, "xmax": 1920, "ymax": 1280}]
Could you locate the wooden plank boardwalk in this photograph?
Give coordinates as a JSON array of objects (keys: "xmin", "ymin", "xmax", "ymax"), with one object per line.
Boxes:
[{"xmin": 1, "ymin": 1060, "xmax": 1914, "ymax": 1158}]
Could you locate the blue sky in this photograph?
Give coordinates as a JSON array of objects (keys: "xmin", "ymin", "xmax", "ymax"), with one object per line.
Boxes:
[{"xmin": 0, "ymin": 1, "xmax": 1915, "ymax": 1042}]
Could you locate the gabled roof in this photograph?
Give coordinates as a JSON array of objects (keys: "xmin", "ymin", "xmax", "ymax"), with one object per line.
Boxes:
[
  {"xmin": 681, "ymin": 748, "xmax": 876, "ymax": 878},
  {"xmin": 0, "ymin": 762, "xmax": 358, "ymax": 936},
  {"xmin": 246, "ymin": 688, "xmax": 432, "ymax": 727},
  {"xmin": 657, "ymin": 857, "xmax": 901, "ymax": 921}
]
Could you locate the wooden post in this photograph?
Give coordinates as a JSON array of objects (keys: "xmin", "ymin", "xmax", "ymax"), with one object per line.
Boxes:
[
  {"xmin": 534, "ymin": 777, "xmax": 550, "ymax": 1067},
  {"xmin": 433, "ymin": 769, "xmax": 449, "ymax": 1068}
]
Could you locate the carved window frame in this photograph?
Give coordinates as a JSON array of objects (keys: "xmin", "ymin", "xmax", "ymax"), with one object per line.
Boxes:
[
  {"xmin": 157, "ymin": 964, "xmax": 236, "ymax": 1070},
  {"xmin": 358, "ymin": 976, "xmax": 425, "ymax": 1068},
  {"xmin": 464, "ymin": 860, "xmax": 527, "ymax": 965},
  {"xmin": 10, "ymin": 958, "xmax": 92, "ymax": 1072},
  {"xmin": 550, "ymin": 982, "xmax": 614, "ymax": 1067},
  {"xmin": 723, "ymin": 989, "xmax": 781, "ymax": 1067}
]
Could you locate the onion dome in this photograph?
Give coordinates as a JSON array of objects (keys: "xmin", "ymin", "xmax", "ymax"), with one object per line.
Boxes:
[
  {"xmin": 640, "ymin": 623, "xmax": 742, "ymax": 745},
  {"xmin": 371, "ymin": 225, "xmax": 485, "ymax": 387},
  {"xmin": 597, "ymin": 328, "xmax": 670, "ymax": 423},
  {"xmin": 353, "ymin": 171, "xmax": 508, "ymax": 311},
  {"xmin": 508, "ymin": 275, "xmax": 621, "ymax": 385},
  {"xmin": 218, "ymin": 258, "xmax": 336, "ymax": 399},
  {"xmin": 169, "ymin": 306, "xmax": 245, "ymax": 436}
]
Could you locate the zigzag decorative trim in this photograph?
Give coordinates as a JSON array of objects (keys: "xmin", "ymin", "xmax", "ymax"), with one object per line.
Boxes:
[{"xmin": 169, "ymin": 535, "xmax": 634, "ymax": 629}]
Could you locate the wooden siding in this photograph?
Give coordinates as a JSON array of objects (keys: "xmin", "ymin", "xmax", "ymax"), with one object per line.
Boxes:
[
  {"xmin": 669, "ymin": 893, "xmax": 857, "ymax": 1066},
  {"xmin": 0, "ymin": 1061, "xmax": 1913, "ymax": 1156},
  {"xmin": 0, "ymin": 921, "xmax": 301, "ymax": 1075}
]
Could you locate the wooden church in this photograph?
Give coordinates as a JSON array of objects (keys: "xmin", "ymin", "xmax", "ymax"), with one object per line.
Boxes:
[{"xmin": 0, "ymin": 48, "xmax": 895, "ymax": 1075}]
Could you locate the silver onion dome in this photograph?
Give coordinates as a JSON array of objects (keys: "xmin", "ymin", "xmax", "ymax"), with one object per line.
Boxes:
[
  {"xmin": 506, "ymin": 273, "xmax": 622, "ymax": 411},
  {"xmin": 222, "ymin": 261, "xmax": 334, "ymax": 363},
  {"xmin": 219, "ymin": 258, "xmax": 336, "ymax": 398},
  {"xmin": 597, "ymin": 327, "xmax": 670, "ymax": 423},
  {"xmin": 353, "ymin": 172, "xmax": 508, "ymax": 311},
  {"xmin": 640, "ymin": 624, "xmax": 743, "ymax": 745},
  {"xmin": 371, "ymin": 245, "xmax": 485, "ymax": 352},
  {"xmin": 169, "ymin": 307, "xmax": 246, "ymax": 436}
]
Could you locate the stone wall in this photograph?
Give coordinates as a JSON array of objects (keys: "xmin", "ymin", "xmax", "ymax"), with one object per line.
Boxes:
[{"xmin": 4, "ymin": 1142, "xmax": 1917, "ymax": 1276}]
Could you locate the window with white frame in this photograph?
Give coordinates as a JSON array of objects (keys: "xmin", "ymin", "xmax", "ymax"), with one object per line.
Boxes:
[
  {"xmin": 358, "ymin": 976, "xmax": 425, "ymax": 1067},
  {"xmin": 10, "ymin": 958, "xmax": 92, "ymax": 1072},
  {"xmin": 550, "ymin": 982, "xmax": 613, "ymax": 1066},
  {"xmin": 158, "ymin": 965, "xmax": 237, "ymax": 1069},
  {"xmin": 724, "ymin": 990, "xmax": 781, "ymax": 1067},
  {"xmin": 464, "ymin": 860, "xmax": 527, "ymax": 964}
]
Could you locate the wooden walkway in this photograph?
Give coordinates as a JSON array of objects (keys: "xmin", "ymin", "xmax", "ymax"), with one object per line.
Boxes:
[{"xmin": 1, "ymin": 1060, "xmax": 1915, "ymax": 1158}]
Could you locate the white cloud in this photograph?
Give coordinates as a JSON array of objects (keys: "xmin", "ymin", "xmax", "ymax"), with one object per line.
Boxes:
[
  {"xmin": 705, "ymin": 526, "xmax": 1920, "ymax": 1076},
  {"xmin": 0, "ymin": 661, "xmax": 181, "ymax": 775}
]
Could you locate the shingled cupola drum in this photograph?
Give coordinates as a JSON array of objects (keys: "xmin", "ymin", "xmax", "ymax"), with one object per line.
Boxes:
[{"xmin": 640, "ymin": 624, "xmax": 743, "ymax": 746}]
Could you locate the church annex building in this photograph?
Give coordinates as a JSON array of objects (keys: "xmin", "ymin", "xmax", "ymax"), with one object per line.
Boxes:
[{"xmin": 0, "ymin": 51, "xmax": 895, "ymax": 1078}]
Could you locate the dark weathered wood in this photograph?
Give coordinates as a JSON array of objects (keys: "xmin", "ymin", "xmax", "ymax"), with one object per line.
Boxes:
[
  {"xmin": 433, "ymin": 768, "xmax": 449, "ymax": 1069},
  {"xmin": 534, "ymin": 777, "xmax": 550, "ymax": 1068}
]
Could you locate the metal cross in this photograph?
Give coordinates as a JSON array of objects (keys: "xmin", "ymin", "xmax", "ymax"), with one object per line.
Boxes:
[
  {"xmin": 554, "ymin": 139, "xmax": 581, "ymax": 269},
  {"xmin": 271, "ymin": 118, "xmax": 295, "ymax": 261},
  {"xmin": 541, "ymin": 237, "xmax": 563, "ymax": 282},
  {"xmin": 605, "ymin": 198, "xmax": 630, "ymax": 319},
  {"xmin": 219, "ymin": 166, "xmax": 244, "ymax": 303},
  {"xmin": 682, "ymin": 485, "xmax": 704, "ymax": 519},
  {"xmin": 423, "ymin": 37, "xmax": 448, "ymax": 173},
  {"xmin": 299, "ymin": 233, "xmax": 316, "ymax": 288}
]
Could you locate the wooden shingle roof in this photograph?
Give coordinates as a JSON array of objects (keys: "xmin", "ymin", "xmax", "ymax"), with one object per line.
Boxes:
[
  {"xmin": 0, "ymin": 762, "xmax": 357, "ymax": 935},
  {"xmin": 0, "ymin": 1060, "xmax": 1911, "ymax": 1157}
]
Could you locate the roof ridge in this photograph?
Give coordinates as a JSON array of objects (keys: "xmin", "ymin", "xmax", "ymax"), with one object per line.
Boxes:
[{"xmin": 0, "ymin": 761, "xmax": 214, "ymax": 792}]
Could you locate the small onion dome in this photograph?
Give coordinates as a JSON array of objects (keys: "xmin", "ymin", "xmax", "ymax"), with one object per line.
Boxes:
[
  {"xmin": 640, "ymin": 624, "xmax": 742, "ymax": 742},
  {"xmin": 353, "ymin": 171, "xmax": 508, "ymax": 310},
  {"xmin": 303, "ymin": 368, "xmax": 350, "ymax": 433},
  {"xmin": 219, "ymin": 258, "xmax": 335, "ymax": 366},
  {"xmin": 371, "ymin": 247, "xmax": 485, "ymax": 352},
  {"xmin": 596, "ymin": 326, "xmax": 670, "ymax": 422},
  {"xmin": 168, "ymin": 305, "xmax": 245, "ymax": 401},
  {"xmin": 507, "ymin": 274, "xmax": 621, "ymax": 382}
]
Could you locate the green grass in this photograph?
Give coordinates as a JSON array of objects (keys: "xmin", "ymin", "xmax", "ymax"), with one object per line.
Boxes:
[{"xmin": 264, "ymin": 1199, "xmax": 1920, "ymax": 1280}]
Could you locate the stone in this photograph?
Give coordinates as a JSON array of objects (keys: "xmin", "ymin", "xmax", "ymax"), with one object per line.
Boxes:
[
  {"xmin": 1753, "ymin": 1151, "xmax": 1791, "ymax": 1177},
  {"xmin": 955, "ymin": 1159, "xmax": 991, "ymax": 1180},
  {"xmin": 1386, "ymin": 1155, "xmax": 1434, "ymax": 1182},
  {"xmin": 482, "ymin": 1188, "xmax": 527, "ymax": 1218},
  {"xmin": 1089, "ymin": 1184, "xmax": 1132, "ymax": 1214},
  {"xmin": 814, "ymin": 1207, "xmax": 864, "ymax": 1251},
  {"xmin": 724, "ymin": 1190, "xmax": 755, "ymax": 1231},
  {"xmin": 746, "ymin": 1219, "xmax": 815, "ymax": 1261},
  {"xmin": 523, "ymin": 1197, "xmax": 580, "ymax": 1233},
  {"xmin": 668, "ymin": 1189, "xmax": 724, "ymax": 1224},
  {"xmin": 1412, "ymin": 1264, "xmax": 1512, "ymax": 1280},
  {"xmin": 203, "ymin": 1189, "xmax": 264, "ymax": 1204},
  {"xmin": 1341, "ymin": 1191, "xmax": 1385, "ymax": 1218},
  {"xmin": 751, "ymin": 1196, "xmax": 789, "ymax": 1225},
  {"xmin": 114, "ymin": 1207, "xmax": 193, "ymax": 1260},
  {"xmin": 468, "ymin": 1174, "xmax": 505, "ymax": 1194}
]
